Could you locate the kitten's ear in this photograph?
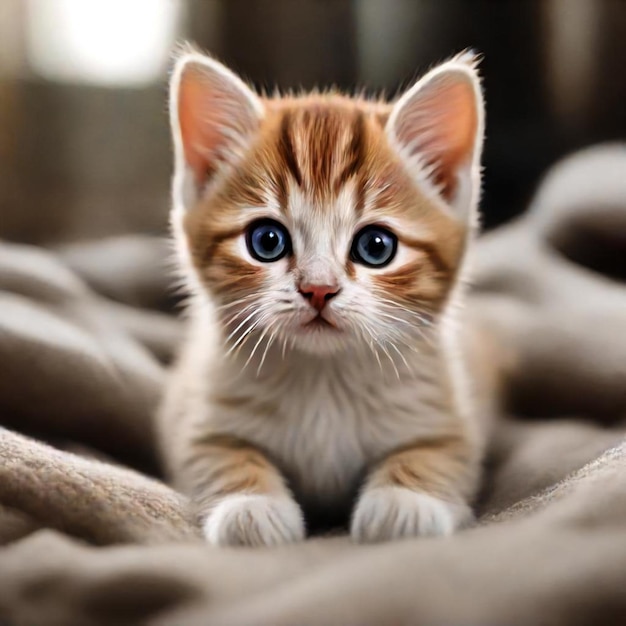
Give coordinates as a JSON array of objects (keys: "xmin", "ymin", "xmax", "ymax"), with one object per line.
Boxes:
[
  {"xmin": 386, "ymin": 52, "xmax": 484, "ymax": 220},
  {"xmin": 169, "ymin": 50, "xmax": 264, "ymax": 209}
]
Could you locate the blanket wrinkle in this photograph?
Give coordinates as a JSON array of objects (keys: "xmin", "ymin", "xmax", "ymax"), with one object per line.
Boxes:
[
  {"xmin": 55, "ymin": 235, "xmax": 178, "ymax": 312},
  {"xmin": 0, "ymin": 428, "xmax": 199, "ymax": 545},
  {"xmin": 0, "ymin": 142, "xmax": 625, "ymax": 625},
  {"xmin": 477, "ymin": 418, "xmax": 626, "ymax": 514},
  {"xmin": 470, "ymin": 145, "xmax": 626, "ymax": 421},
  {"xmin": 0, "ymin": 242, "xmax": 169, "ymax": 472},
  {"xmin": 2, "ymin": 454, "xmax": 626, "ymax": 626}
]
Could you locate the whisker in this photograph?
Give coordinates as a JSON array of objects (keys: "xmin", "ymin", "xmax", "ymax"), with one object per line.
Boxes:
[
  {"xmin": 215, "ymin": 295, "xmax": 257, "ymax": 311},
  {"xmin": 221, "ymin": 302, "xmax": 258, "ymax": 328},
  {"xmin": 370, "ymin": 298, "xmax": 438, "ymax": 350},
  {"xmin": 375, "ymin": 310, "xmax": 413, "ymax": 328},
  {"xmin": 244, "ymin": 325, "xmax": 271, "ymax": 371},
  {"xmin": 356, "ymin": 318, "xmax": 385, "ymax": 375},
  {"xmin": 226, "ymin": 312, "xmax": 267, "ymax": 355},
  {"xmin": 373, "ymin": 295, "xmax": 435, "ymax": 325},
  {"xmin": 388, "ymin": 341, "xmax": 412, "ymax": 373},
  {"xmin": 232, "ymin": 320, "xmax": 266, "ymax": 357},
  {"xmin": 257, "ymin": 321, "xmax": 280, "ymax": 376},
  {"xmin": 226, "ymin": 308, "xmax": 260, "ymax": 343},
  {"xmin": 378, "ymin": 341, "xmax": 400, "ymax": 380}
]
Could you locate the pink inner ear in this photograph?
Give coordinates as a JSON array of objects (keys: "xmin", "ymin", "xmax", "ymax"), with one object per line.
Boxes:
[
  {"xmin": 395, "ymin": 74, "xmax": 478, "ymax": 200},
  {"xmin": 178, "ymin": 66, "xmax": 222, "ymax": 184},
  {"xmin": 177, "ymin": 63, "xmax": 259, "ymax": 187}
]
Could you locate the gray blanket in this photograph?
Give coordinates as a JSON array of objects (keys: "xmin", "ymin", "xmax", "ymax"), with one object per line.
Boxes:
[{"xmin": 0, "ymin": 144, "xmax": 624, "ymax": 625}]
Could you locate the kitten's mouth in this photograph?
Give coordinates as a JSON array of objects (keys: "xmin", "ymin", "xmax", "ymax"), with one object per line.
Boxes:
[{"xmin": 302, "ymin": 314, "xmax": 339, "ymax": 331}]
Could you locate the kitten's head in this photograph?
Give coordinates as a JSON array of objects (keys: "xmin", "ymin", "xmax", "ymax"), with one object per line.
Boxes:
[{"xmin": 169, "ymin": 46, "xmax": 484, "ymax": 356}]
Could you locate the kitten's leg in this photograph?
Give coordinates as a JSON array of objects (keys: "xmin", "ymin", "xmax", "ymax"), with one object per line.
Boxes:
[
  {"xmin": 351, "ymin": 435, "xmax": 478, "ymax": 543},
  {"xmin": 185, "ymin": 434, "xmax": 305, "ymax": 547}
]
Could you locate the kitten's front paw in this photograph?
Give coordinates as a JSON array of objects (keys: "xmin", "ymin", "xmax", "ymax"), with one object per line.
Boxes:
[
  {"xmin": 203, "ymin": 494, "xmax": 305, "ymax": 547},
  {"xmin": 351, "ymin": 486, "xmax": 472, "ymax": 543}
]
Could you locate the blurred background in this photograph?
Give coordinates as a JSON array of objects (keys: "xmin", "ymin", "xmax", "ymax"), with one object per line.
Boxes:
[{"xmin": 0, "ymin": 0, "xmax": 624, "ymax": 245}]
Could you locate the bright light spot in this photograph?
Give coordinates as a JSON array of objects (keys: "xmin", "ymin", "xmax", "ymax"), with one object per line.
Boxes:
[{"xmin": 25, "ymin": 0, "xmax": 183, "ymax": 86}]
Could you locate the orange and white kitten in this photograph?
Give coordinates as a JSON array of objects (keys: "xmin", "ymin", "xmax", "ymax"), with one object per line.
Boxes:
[{"xmin": 158, "ymin": 47, "xmax": 486, "ymax": 546}]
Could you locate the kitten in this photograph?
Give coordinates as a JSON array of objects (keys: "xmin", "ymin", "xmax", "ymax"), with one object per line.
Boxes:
[{"xmin": 158, "ymin": 45, "xmax": 487, "ymax": 546}]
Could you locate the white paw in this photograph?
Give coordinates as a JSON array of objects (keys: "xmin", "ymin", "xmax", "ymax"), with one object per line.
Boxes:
[
  {"xmin": 351, "ymin": 486, "xmax": 472, "ymax": 543},
  {"xmin": 203, "ymin": 494, "xmax": 305, "ymax": 547}
]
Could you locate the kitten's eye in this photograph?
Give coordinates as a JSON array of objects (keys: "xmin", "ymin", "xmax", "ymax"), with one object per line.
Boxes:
[
  {"xmin": 246, "ymin": 219, "xmax": 291, "ymax": 262},
  {"xmin": 351, "ymin": 226, "xmax": 397, "ymax": 268}
]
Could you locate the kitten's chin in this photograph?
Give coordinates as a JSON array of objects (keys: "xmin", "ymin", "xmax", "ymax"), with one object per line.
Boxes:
[{"xmin": 290, "ymin": 323, "xmax": 352, "ymax": 356}]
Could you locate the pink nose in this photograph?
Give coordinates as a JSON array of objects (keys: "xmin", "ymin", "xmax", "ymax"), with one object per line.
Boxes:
[{"xmin": 298, "ymin": 283, "xmax": 340, "ymax": 312}]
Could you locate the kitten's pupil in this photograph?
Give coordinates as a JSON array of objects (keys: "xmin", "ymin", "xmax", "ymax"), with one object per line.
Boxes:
[
  {"xmin": 365, "ymin": 234, "xmax": 386, "ymax": 257},
  {"xmin": 260, "ymin": 230, "xmax": 279, "ymax": 252}
]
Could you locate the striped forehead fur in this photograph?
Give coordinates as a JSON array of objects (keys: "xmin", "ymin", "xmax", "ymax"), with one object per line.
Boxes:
[
  {"xmin": 262, "ymin": 95, "xmax": 392, "ymax": 214},
  {"xmin": 173, "ymin": 47, "xmax": 483, "ymax": 321}
]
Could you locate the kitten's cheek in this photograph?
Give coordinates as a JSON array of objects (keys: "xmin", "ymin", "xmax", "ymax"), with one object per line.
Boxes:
[
  {"xmin": 350, "ymin": 486, "xmax": 473, "ymax": 543},
  {"xmin": 203, "ymin": 494, "xmax": 305, "ymax": 547}
]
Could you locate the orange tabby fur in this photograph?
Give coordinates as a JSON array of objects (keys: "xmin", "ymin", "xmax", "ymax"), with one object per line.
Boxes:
[
  {"xmin": 184, "ymin": 95, "xmax": 467, "ymax": 311},
  {"xmin": 159, "ymin": 46, "xmax": 489, "ymax": 546}
]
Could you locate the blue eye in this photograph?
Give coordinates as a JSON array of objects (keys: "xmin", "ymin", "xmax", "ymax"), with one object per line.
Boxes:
[
  {"xmin": 351, "ymin": 226, "xmax": 397, "ymax": 267},
  {"xmin": 246, "ymin": 219, "xmax": 291, "ymax": 262}
]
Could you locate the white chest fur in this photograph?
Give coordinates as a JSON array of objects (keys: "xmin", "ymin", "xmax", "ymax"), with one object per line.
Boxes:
[{"xmin": 204, "ymin": 341, "xmax": 459, "ymax": 509}]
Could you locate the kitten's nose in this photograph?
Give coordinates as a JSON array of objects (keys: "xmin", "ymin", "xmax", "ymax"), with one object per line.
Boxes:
[{"xmin": 298, "ymin": 282, "xmax": 340, "ymax": 312}]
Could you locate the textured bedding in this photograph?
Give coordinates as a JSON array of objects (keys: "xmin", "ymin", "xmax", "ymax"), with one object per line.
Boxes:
[{"xmin": 0, "ymin": 144, "xmax": 624, "ymax": 625}]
